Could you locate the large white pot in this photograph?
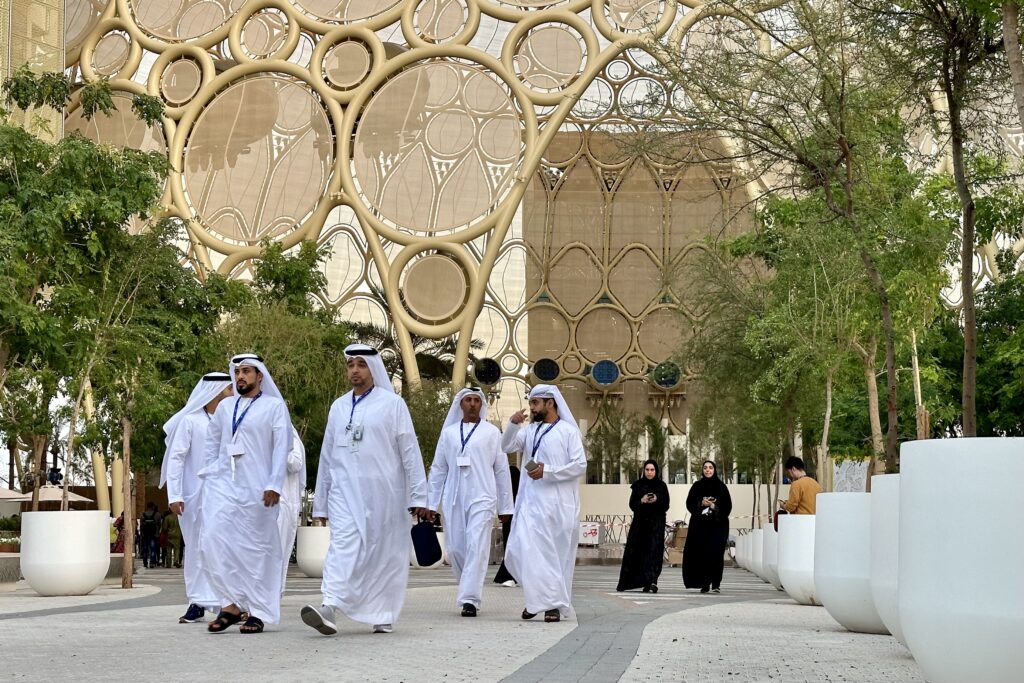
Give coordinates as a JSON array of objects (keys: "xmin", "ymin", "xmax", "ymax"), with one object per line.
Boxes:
[
  {"xmin": 750, "ymin": 529, "xmax": 764, "ymax": 580},
  {"xmin": 762, "ymin": 525, "xmax": 782, "ymax": 590},
  {"xmin": 777, "ymin": 514, "xmax": 818, "ymax": 605},
  {"xmin": 296, "ymin": 526, "xmax": 330, "ymax": 578},
  {"xmin": 870, "ymin": 474, "xmax": 905, "ymax": 645},
  {"xmin": 21, "ymin": 511, "xmax": 110, "ymax": 596},
  {"xmin": 737, "ymin": 533, "xmax": 747, "ymax": 569},
  {"xmin": 899, "ymin": 438, "xmax": 1024, "ymax": 683},
  {"xmin": 815, "ymin": 492, "xmax": 888, "ymax": 634}
]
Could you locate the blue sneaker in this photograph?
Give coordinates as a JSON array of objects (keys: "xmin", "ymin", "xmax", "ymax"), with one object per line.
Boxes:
[{"xmin": 179, "ymin": 604, "xmax": 206, "ymax": 623}]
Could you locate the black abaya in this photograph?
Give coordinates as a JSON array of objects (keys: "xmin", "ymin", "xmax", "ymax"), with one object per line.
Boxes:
[
  {"xmin": 616, "ymin": 475, "xmax": 670, "ymax": 591},
  {"xmin": 682, "ymin": 473, "xmax": 732, "ymax": 590}
]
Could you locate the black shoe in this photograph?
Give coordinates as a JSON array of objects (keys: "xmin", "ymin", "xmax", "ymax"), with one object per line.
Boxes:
[
  {"xmin": 650, "ymin": 585, "xmax": 659, "ymax": 594},
  {"xmin": 461, "ymin": 603, "xmax": 477, "ymax": 617},
  {"xmin": 179, "ymin": 604, "xmax": 206, "ymax": 623},
  {"xmin": 700, "ymin": 586, "xmax": 710, "ymax": 594},
  {"xmin": 642, "ymin": 586, "xmax": 650, "ymax": 593},
  {"xmin": 712, "ymin": 587, "xmax": 720, "ymax": 593}
]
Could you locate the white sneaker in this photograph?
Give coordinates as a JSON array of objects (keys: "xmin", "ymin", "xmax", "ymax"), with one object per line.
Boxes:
[
  {"xmin": 372, "ymin": 623, "xmax": 393, "ymax": 634},
  {"xmin": 300, "ymin": 605, "xmax": 337, "ymax": 636},
  {"xmin": 502, "ymin": 580, "xmax": 516, "ymax": 587}
]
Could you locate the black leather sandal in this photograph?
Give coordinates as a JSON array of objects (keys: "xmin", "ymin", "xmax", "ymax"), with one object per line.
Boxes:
[
  {"xmin": 207, "ymin": 610, "xmax": 243, "ymax": 633},
  {"xmin": 239, "ymin": 615, "xmax": 264, "ymax": 633},
  {"xmin": 521, "ymin": 609, "xmax": 536, "ymax": 620},
  {"xmin": 544, "ymin": 609, "xmax": 560, "ymax": 623}
]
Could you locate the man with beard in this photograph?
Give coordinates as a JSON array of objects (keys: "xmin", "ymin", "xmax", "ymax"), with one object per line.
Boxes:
[
  {"xmin": 200, "ymin": 354, "xmax": 291, "ymax": 634},
  {"xmin": 501, "ymin": 384, "xmax": 587, "ymax": 623},
  {"xmin": 425, "ymin": 387, "xmax": 514, "ymax": 617},
  {"xmin": 300, "ymin": 344, "xmax": 429, "ymax": 636}
]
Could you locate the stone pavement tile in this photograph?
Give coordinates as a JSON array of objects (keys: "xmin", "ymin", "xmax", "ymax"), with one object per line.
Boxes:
[
  {"xmin": 0, "ymin": 582, "xmax": 160, "ymax": 616},
  {"xmin": 620, "ymin": 598, "xmax": 924, "ymax": 683},
  {"xmin": 0, "ymin": 584, "xmax": 575, "ymax": 683}
]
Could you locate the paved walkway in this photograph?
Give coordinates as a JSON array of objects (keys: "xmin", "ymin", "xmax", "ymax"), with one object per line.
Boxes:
[{"xmin": 0, "ymin": 565, "xmax": 924, "ymax": 682}]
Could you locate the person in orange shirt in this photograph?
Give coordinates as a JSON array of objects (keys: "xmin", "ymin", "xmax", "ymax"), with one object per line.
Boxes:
[{"xmin": 779, "ymin": 457, "xmax": 822, "ymax": 515}]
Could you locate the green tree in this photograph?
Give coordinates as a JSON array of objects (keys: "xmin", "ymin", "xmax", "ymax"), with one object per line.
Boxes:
[{"xmin": 859, "ymin": 0, "xmax": 1013, "ymax": 435}]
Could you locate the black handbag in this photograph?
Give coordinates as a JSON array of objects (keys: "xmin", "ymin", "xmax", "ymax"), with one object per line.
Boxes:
[{"xmin": 411, "ymin": 520, "xmax": 443, "ymax": 566}]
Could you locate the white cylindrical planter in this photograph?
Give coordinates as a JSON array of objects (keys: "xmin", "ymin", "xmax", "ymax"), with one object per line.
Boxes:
[
  {"xmin": 734, "ymin": 534, "xmax": 743, "ymax": 569},
  {"xmin": 296, "ymin": 526, "xmax": 330, "ymax": 578},
  {"xmin": 778, "ymin": 514, "xmax": 818, "ymax": 605},
  {"xmin": 21, "ymin": 511, "xmax": 110, "ymax": 596},
  {"xmin": 899, "ymin": 438, "xmax": 1024, "ymax": 683},
  {"xmin": 750, "ymin": 529, "xmax": 764, "ymax": 580},
  {"xmin": 815, "ymin": 492, "xmax": 888, "ymax": 634},
  {"xmin": 762, "ymin": 525, "xmax": 782, "ymax": 590},
  {"xmin": 740, "ymin": 534, "xmax": 748, "ymax": 569},
  {"xmin": 870, "ymin": 474, "xmax": 905, "ymax": 645}
]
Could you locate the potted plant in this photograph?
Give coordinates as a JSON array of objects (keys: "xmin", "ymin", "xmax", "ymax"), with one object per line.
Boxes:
[{"xmin": 0, "ymin": 535, "xmax": 20, "ymax": 553}]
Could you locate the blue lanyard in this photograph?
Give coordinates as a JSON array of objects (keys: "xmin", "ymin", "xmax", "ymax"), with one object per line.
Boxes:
[
  {"xmin": 459, "ymin": 421, "xmax": 481, "ymax": 453},
  {"xmin": 231, "ymin": 392, "xmax": 262, "ymax": 437},
  {"xmin": 349, "ymin": 387, "xmax": 373, "ymax": 426},
  {"xmin": 530, "ymin": 419, "xmax": 560, "ymax": 461}
]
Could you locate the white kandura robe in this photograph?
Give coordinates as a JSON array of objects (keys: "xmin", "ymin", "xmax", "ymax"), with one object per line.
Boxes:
[
  {"xmin": 427, "ymin": 421, "xmax": 515, "ymax": 609},
  {"xmin": 314, "ymin": 389, "xmax": 427, "ymax": 625},
  {"xmin": 198, "ymin": 394, "xmax": 291, "ymax": 623},
  {"xmin": 501, "ymin": 420, "xmax": 587, "ymax": 617},
  {"xmin": 278, "ymin": 428, "xmax": 306, "ymax": 591},
  {"xmin": 163, "ymin": 411, "xmax": 220, "ymax": 610}
]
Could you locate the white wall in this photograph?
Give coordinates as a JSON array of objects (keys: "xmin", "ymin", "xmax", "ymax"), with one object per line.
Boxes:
[{"xmin": 579, "ymin": 483, "xmax": 791, "ymax": 533}]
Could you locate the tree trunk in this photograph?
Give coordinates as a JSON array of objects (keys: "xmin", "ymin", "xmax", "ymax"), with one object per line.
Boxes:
[
  {"xmin": 945, "ymin": 54, "xmax": 978, "ymax": 436},
  {"xmin": 751, "ymin": 476, "xmax": 758, "ymax": 530},
  {"xmin": 28, "ymin": 435, "xmax": 48, "ymax": 511},
  {"xmin": 121, "ymin": 417, "xmax": 134, "ymax": 589},
  {"xmin": 818, "ymin": 367, "xmax": 835, "ymax": 492},
  {"xmin": 856, "ymin": 338, "xmax": 885, "ymax": 487},
  {"xmin": 111, "ymin": 454, "xmax": 124, "ymax": 518},
  {"xmin": 83, "ymin": 382, "xmax": 110, "ymax": 511},
  {"xmin": 7, "ymin": 438, "xmax": 17, "ymax": 490},
  {"xmin": 910, "ymin": 329, "xmax": 929, "ymax": 441},
  {"xmin": 1004, "ymin": 4, "xmax": 1024, "ymax": 131}
]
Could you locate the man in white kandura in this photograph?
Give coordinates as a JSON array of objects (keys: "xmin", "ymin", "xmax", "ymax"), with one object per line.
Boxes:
[
  {"xmin": 502, "ymin": 384, "xmax": 587, "ymax": 623},
  {"xmin": 278, "ymin": 425, "xmax": 306, "ymax": 591},
  {"xmin": 426, "ymin": 387, "xmax": 515, "ymax": 617},
  {"xmin": 200, "ymin": 354, "xmax": 292, "ymax": 634},
  {"xmin": 300, "ymin": 344, "xmax": 429, "ymax": 636},
  {"xmin": 161, "ymin": 371, "xmax": 233, "ymax": 624}
]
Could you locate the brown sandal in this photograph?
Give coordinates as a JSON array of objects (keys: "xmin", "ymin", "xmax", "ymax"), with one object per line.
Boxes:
[
  {"xmin": 544, "ymin": 609, "xmax": 560, "ymax": 623},
  {"xmin": 521, "ymin": 609, "xmax": 536, "ymax": 620},
  {"xmin": 207, "ymin": 610, "xmax": 244, "ymax": 633}
]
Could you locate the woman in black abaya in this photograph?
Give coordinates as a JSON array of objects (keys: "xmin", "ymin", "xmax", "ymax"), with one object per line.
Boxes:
[
  {"xmin": 683, "ymin": 460, "xmax": 732, "ymax": 593},
  {"xmin": 616, "ymin": 459, "xmax": 670, "ymax": 593}
]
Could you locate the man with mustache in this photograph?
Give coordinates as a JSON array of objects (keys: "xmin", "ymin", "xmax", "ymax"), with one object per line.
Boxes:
[
  {"xmin": 200, "ymin": 354, "xmax": 292, "ymax": 634},
  {"xmin": 501, "ymin": 384, "xmax": 587, "ymax": 623}
]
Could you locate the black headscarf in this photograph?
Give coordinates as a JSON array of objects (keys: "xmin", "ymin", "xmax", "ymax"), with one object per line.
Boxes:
[
  {"xmin": 632, "ymin": 459, "xmax": 665, "ymax": 493},
  {"xmin": 690, "ymin": 460, "xmax": 730, "ymax": 501},
  {"xmin": 630, "ymin": 459, "xmax": 670, "ymax": 518}
]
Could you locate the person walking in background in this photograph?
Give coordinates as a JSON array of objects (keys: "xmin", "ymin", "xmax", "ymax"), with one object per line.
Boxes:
[
  {"xmin": 425, "ymin": 388, "xmax": 515, "ymax": 617},
  {"xmin": 778, "ymin": 456, "xmax": 821, "ymax": 515},
  {"xmin": 139, "ymin": 503, "xmax": 161, "ymax": 569},
  {"xmin": 162, "ymin": 508, "xmax": 183, "ymax": 568},
  {"xmin": 617, "ymin": 459, "xmax": 670, "ymax": 593},
  {"xmin": 683, "ymin": 460, "xmax": 732, "ymax": 594},
  {"xmin": 161, "ymin": 370, "xmax": 233, "ymax": 623}
]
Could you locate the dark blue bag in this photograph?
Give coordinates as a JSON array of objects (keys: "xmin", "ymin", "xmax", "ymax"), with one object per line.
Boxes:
[{"xmin": 411, "ymin": 520, "xmax": 442, "ymax": 566}]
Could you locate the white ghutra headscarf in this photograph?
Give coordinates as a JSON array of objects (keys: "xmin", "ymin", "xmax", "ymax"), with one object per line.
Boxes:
[
  {"xmin": 228, "ymin": 353, "xmax": 284, "ymax": 400},
  {"xmin": 160, "ymin": 372, "xmax": 232, "ymax": 488},
  {"xmin": 343, "ymin": 343, "xmax": 395, "ymax": 393},
  {"xmin": 528, "ymin": 384, "xmax": 578, "ymax": 430},
  {"xmin": 441, "ymin": 387, "xmax": 489, "ymax": 431}
]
